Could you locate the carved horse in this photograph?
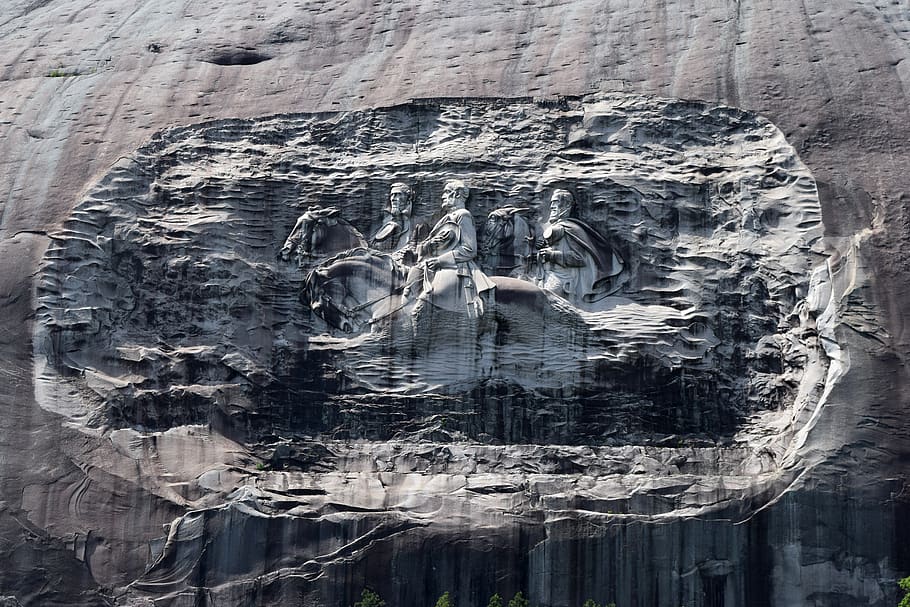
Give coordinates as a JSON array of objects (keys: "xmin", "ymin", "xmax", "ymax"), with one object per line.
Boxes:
[
  {"xmin": 287, "ymin": 207, "xmax": 584, "ymax": 337},
  {"xmin": 304, "ymin": 249, "xmax": 410, "ymax": 333},
  {"xmin": 480, "ymin": 206, "xmax": 539, "ymax": 279},
  {"xmin": 304, "ymin": 249, "xmax": 580, "ymax": 339},
  {"xmin": 280, "ymin": 207, "xmax": 368, "ymax": 265}
]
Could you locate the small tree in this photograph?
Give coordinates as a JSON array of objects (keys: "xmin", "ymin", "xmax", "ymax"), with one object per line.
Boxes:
[
  {"xmin": 899, "ymin": 576, "xmax": 910, "ymax": 607},
  {"xmin": 434, "ymin": 591, "xmax": 454, "ymax": 607},
  {"xmin": 508, "ymin": 591, "xmax": 529, "ymax": 607},
  {"xmin": 487, "ymin": 593, "xmax": 504, "ymax": 607},
  {"xmin": 582, "ymin": 601, "xmax": 601, "ymax": 607},
  {"xmin": 354, "ymin": 588, "xmax": 385, "ymax": 607}
]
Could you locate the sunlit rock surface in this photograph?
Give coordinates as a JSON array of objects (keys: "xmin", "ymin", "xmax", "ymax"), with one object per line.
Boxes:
[{"xmin": 2, "ymin": 1, "xmax": 910, "ymax": 606}]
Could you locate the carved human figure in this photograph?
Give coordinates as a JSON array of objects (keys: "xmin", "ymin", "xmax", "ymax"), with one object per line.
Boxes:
[
  {"xmin": 370, "ymin": 182, "xmax": 426, "ymax": 262},
  {"xmin": 536, "ymin": 189, "xmax": 624, "ymax": 304},
  {"xmin": 405, "ymin": 180, "xmax": 495, "ymax": 317}
]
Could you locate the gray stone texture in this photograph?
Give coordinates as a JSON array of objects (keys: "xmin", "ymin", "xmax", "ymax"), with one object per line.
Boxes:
[{"xmin": 1, "ymin": 1, "xmax": 909, "ymax": 606}]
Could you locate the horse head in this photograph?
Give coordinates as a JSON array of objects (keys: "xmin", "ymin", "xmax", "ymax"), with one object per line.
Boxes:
[
  {"xmin": 281, "ymin": 207, "xmax": 366, "ymax": 265},
  {"xmin": 303, "ymin": 250, "xmax": 404, "ymax": 333},
  {"xmin": 481, "ymin": 207, "xmax": 535, "ymax": 276},
  {"xmin": 304, "ymin": 265, "xmax": 360, "ymax": 333},
  {"xmin": 481, "ymin": 208, "xmax": 515, "ymax": 256}
]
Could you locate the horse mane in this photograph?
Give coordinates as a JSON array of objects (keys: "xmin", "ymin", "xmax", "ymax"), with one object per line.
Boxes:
[
  {"xmin": 320, "ymin": 247, "xmax": 389, "ymax": 266},
  {"xmin": 491, "ymin": 205, "xmax": 530, "ymax": 217},
  {"xmin": 334, "ymin": 216, "xmax": 366, "ymax": 240},
  {"xmin": 302, "ymin": 248, "xmax": 371, "ymax": 302}
]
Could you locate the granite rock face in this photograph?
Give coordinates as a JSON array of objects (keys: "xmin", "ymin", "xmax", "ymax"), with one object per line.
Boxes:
[
  {"xmin": 24, "ymin": 92, "xmax": 855, "ymax": 605},
  {"xmin": 2, "ymin": 1, "xmax": 910, "ymax": 607}
]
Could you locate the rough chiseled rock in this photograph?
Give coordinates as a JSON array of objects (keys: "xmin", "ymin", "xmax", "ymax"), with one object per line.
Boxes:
[
  {"xmin": 36, "ymin": 94, "xmax": 829, "ymax": 442},
  {"xmin": 27, "ymin": 93, "xmax": 852, "ymax": 605},
  {"xmin": 2, "ymin": 1, "xmax": 910, "ymax": 606}
]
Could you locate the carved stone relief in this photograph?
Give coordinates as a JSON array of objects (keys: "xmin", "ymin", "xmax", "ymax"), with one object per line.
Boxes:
[{"xmin": 34, "ymin": 94, "xmax": 832, "ymax": 444}]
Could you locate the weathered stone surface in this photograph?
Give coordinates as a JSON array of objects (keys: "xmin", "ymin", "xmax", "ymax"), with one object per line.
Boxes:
[
  {"xmin": 21, "ymin": 91, "xmax": 864, "ymax": 605},
  {"xmin": 2, "ymin": 1, "xmax": 910, "ymax": 606},
  {"xmin": 35, "ymin": 95, "xmax": 829, "ymax": 446}
]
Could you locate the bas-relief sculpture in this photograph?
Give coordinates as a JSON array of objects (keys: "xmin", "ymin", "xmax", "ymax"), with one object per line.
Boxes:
[
  {"xmin": 28, "ymin": 94, "xmax": 853, "ymax": 605},
  {"xmin": 371, "ymin": 182, "xmax": 427, "ymax": 263},
  {"xmin": 34, "ymin": 94, "xmax": 832, "ymax": 442},
  {"xmin": 293, "ymin": 181, "xmax": 621, "ymax": 333},
  {"xmin": 407, "ymin": 179, "xmax": 495, "ymax": 318},
  {"xmin": 536, "ymin": 189, "xmax": 624, "ymax": 304},
  {"xmin": 280, "ymin": 206, "xmax": 367, "ymax": 264},
  {"xmin": 480, "ymin": 206, "xmax": 537, "ymax": 279}
]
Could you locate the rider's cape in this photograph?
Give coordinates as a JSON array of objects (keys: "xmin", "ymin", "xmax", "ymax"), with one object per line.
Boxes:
[{"xmin": 550, "ymin": 218, "xmax": 624, "ymax": 302}]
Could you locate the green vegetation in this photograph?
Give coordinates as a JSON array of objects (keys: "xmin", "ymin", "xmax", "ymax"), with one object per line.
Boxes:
[
  {"xmin": 899, "ymin": 576, "xmax": 910, "ymax": 607},
  {"xmin": 507, "ymin": 591, "xmax": 529, "ymax": 607},
  {"xmin": 353, "ymin": 588, "xmax": 385, "ymax": 607},
  {"xmin": 486, "ymin": 593, "xmax": 504, "ymax": 607},
  {"xmin": 436, "ymin": 590, "xmax": 617, "ymax": 607},
  {"xmin": 46, "ymin": 68, "xmax": 80, "ymax": 78}
]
